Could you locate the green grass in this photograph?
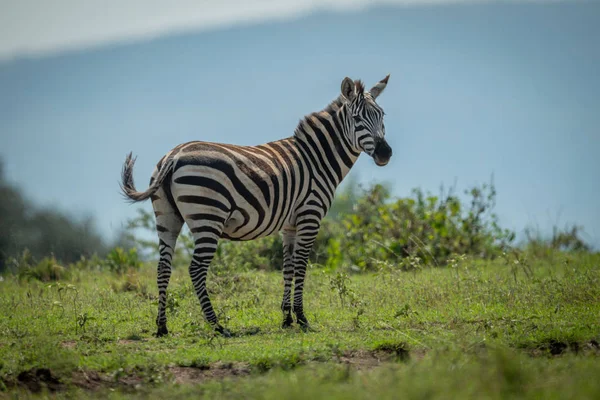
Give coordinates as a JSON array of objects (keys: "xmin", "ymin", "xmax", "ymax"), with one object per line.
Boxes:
[{"xmin": 1, "ymin": 252, "xmax": 599, "ymax": 398}]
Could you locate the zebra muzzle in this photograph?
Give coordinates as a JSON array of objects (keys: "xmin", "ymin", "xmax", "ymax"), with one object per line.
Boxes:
[{"xmin": 373, "ymin": 139, "xmax": 392, "ymax": 166}]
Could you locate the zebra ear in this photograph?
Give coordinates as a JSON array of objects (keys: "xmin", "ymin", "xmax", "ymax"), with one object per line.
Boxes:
[
  {"xmin": 370, "ymin": 74, "xmax": 390, "ymax": 99},
  {"xmin": 341, "ymin": 77, "xmax": 356, "ymax": 101}
]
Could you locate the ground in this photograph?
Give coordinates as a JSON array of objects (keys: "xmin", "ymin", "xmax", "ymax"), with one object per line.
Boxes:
[{"xmin": 0, "ymin": 252, "xmax": 599, "ymax": 399}]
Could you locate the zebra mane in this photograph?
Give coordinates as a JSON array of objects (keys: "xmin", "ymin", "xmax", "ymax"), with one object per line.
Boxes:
[
  {"xmin": 354, "ymin": 80, "xmax": 365, "ymax": 93},
  {"xmin": 293, "ymin": 96, "xmax": 347, "ymax": 139},
  {"xmin": 322, "ymin": 96, "xmax": 346, "ymax": 115},
  {"xmin": 294, "ymin": 77, "xmax": 370, "ymax": 138}
]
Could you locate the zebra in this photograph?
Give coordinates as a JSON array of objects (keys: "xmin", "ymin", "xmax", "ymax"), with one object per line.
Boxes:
[{"xmin": 120, "ymin": 75, "xmax": 393, "ymax": 337}]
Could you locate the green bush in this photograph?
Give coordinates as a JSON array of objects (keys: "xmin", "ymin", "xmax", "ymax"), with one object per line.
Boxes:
[
  {"xmin": 524, "ymin": 224, "xmax": 591, "ymax": 258},
  {"xmin": 329, "ymin": 182, "xmax": 515, "ymax": 270},
  {"xmin": 70, "ymin": 254, "xmax": 106, "ymax": 271},
  {"xmin": 6, "ymin": 246, "xmax": 147, "ymax": 281},
  {"xmin": 104, "ymin": 247, "xmax": 142, "ymax": 274},
  {"xmin": 11, "ymin": 250, "xmax": 71, "ymax": 282},
  {"xmin": 213, "ymin": 235, "xmax": 284, "ymax": 273},
  {"xmin": 111, "ymin": 269, "xmax": 148, "ymax": 295}
]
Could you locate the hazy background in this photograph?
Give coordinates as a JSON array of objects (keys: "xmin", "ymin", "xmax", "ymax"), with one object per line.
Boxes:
[{"xmin": 1, "ymin": 0, "xmax": 599, "ymax": 248}]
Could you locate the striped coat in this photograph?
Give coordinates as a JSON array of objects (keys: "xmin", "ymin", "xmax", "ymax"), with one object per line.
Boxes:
[{"xmin": 120, "ymin": 75, "xmax": 392, "ymax": 337}]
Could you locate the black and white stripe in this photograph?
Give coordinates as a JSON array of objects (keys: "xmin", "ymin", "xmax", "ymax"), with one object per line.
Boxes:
[{"xmin": 120, "ymin": 75, "xmax": 392, "ymax": 336}]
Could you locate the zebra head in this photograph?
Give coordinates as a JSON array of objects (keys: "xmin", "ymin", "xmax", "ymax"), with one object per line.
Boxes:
[{"xmin": 341, "ymin": 75, "xmax": 392, "ymax": 166}]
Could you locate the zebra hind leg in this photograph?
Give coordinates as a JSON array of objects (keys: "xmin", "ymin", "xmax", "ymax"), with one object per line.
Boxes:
[
  {"xmin": 188, "ymin": 222, "xmax": 231, "ymax": 338},
  {"xmin": 153, "ymin": 198, "xmax": 184, "ymax": 337}
]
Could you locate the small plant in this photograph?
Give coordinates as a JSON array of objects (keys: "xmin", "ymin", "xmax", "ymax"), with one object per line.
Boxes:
[
  {"xmin": 327, "ymin": 343, "xmax": 344, "ymax": 359},
  {"xmin": 104, "ymin": 247, "xmax": 141, "ymax": 275},
  {"xmin": 352, "ymin": 307, "xmax": 365, "ymax": 330},
  {"xmin": 112, "ymin": 367, "xmax": 126, "ymax": 383},
  {"xmin": 125, "ymin": 333, "xmax": 143, "ymax": 341},
  {"xmin": 400, "ymin": 255, "xmax": 424, "ymax": 272},
  {"xmin": 374, "ymin": 341, "xmax": 410, "ymax": 362},
  {"xmin": 70, "ymin": 254, "xmax": 104, "ymax": 271},
  {"xmin": 178, "ymin": 356, "xmax": 211, "ymax": 370},
  {"xmin": 8, "ymin": 249, "xmax": 35, "ymax": 271},
  {"xmin": 76, "ymin": 312, "xmax": 91, "ymax": 333},
  {"xmin": 329, "ymin": 272, "xmax": 353, "ymax": 307},
  {"xmin": 502, "ymin": 250, "xmax": 533, "ymax": 283},
  {"xmin": 166, "ymin": 291, "xmax": 181, "ymax": 315},
  {"xmin": 112, "ymin": 270, "xmax": 148, "ymax": 296},
  {"xmin": 328, "ymin": 271, "xmax": 364, "ymax": 330},
  {"xmin": 447, "ymin": 253, "xmax": 468, "ymax": 285},
  {"xmin": 448, "ymin": 253, "xmax": 468, "ymax": 269},
  {"xmin": 254, "ymin": 357, "xmax": 273, "ymax": 373},
  {"xmin": 394, "ymin": 303, "xmax": 417, "ymax": 318}
]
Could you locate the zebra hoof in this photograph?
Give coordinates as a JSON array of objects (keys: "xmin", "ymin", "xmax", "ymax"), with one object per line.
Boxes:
[
  {"xmin": 281, "ymin": 315, "xmax": 294, "ymax": 329},
  {"xmin": 156, "ymin": 325, "xmax": 169, "ymax": 337},
  {"xmin": 296, "ymin": 315, "xmax": 312, "ymax": 331},
  {"xmin": 215, "ymin": 325, "xmax": 232, "ymax": 338}
]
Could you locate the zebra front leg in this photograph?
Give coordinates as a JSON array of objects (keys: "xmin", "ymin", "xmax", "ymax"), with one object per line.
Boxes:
[
  {"xmin": 281, "ymin": 228, "xmax": 296, "ymax": 328},
  {"xmin": 292, "ymin": 229, "xmax": 318, "ymax": 330},
  {"xmin": 188, "ymin": 224, "xmax": 231, "ymax": 337}
]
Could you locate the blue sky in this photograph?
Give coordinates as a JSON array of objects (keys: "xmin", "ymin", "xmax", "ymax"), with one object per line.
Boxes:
[{"xmin": 1, "ymin": 0, "xmax": 599, "ymax": 247}]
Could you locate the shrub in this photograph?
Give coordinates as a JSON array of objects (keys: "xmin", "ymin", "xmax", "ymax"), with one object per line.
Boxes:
[
  {"xmin": 12, "ymin": 251, "xmax": 70, "ymax": 282},
  {"xmin": 111, "ymin": 270, "xmax": 148, "ymax": 295},
  {"xmin": 213, "ymin": 235, "xmax": 284, "ymax": 273},
  {"xmin": 70, "ymin": 254, "xmax": 105, "ymax": 271},
  {"xmin": 104, "ymin": 247, "xmax": 141, "ymax": 274},
  {"xmin": 0, "ymin": 160, "xmax": 108, "ymax": 271},
  {"xmin": 329, "ymin": 181, "xmax": 515, "ymax": 270},
  {"xmin": 524, "ymin": 224, "xmax": 591, "ymax": 258}
]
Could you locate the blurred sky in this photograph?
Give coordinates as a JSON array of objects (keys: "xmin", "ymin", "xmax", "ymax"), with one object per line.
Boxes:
[{"xmin": 1, "ymin": 0, "xmax": 599, "ymax": 247}]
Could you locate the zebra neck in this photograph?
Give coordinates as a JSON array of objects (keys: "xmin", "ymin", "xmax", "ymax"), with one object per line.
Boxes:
[{"xmin": 293, "ymin": 99, "xmax": 360, "ymax": 199}]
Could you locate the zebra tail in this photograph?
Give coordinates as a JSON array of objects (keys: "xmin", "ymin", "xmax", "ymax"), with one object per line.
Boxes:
[{"xmin": 119, "ymin": 152, "xmax": 173, "ymax": 203}]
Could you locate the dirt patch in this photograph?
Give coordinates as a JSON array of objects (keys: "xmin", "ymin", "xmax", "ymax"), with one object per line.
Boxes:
[
  {"xmin": 61, "ymin": 340, "xmax": 77, "ymax": 349},
  {"xmin": 15, "ymin": 368, "xmax": 64, "ymax": 393},
  {"xmin": 70, "ymin": 370, "xmax": 108, "ymax": 391},
  {"xmin": 10, "ymin": 350, "xmax": 411, "ymax": 394},
  {"xmin": 117, "ymin": 339, "xmax": 147, "ymax": 345},
  {"xmin": 587, "ymin": 339, "xmax": 600, "ymax": 351},
  {"xmin": 69, "ymin": 361, "xmax": 251, "ymax": 391},
  {"xmin": 70, "ymin": 370, "xmax": 145, "ymax": 392},
  {"xmin": 334, "ymin": 346, "xmax": 426, "ymax": 371},
  {"xmin": 372, "ymin": 342, "xmax": 411, "ymax": 362},
  {"xmin": 337, "ymin": 350, "xmax": 384, "ymax": 370},
  {"xmin": 169, "ymin": 361, "xmax": 251, "ymax": 385},
  {"xmin": 8, "ymin": 348, "xmax": 415, "ymax": 394},
  {"xmin": 527, "ymin": 339, "xmax": 600, "ymax": 357}
]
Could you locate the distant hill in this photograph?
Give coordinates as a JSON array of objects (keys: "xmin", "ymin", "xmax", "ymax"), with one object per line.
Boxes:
[{"xmin": 1, "ymin": 2, "xmax": 599, "ymax": 246}]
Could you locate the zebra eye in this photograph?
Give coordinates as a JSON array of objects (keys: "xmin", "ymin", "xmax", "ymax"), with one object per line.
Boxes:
[{"xmin": 352, "ymin": 115, "xmax": 361, "ymax": 122}]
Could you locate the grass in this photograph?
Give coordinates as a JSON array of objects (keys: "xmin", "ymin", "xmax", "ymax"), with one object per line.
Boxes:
[{"xmin": 0, "ymin": 251, "xmax": 599, "ymax": 398}]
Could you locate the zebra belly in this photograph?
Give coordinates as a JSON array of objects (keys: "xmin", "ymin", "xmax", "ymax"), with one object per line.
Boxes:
[{"xmin": 221, "ymin": 205, "xmax": 291, "ymax": 241}]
